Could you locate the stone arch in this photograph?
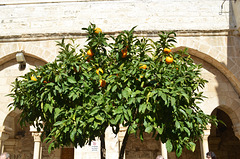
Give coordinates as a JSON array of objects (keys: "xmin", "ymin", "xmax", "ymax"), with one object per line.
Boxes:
[
  {"xmin": 0, "ymin": 52, "xmax": 47, "ymax": 127},
  {"xmin": 0, "ymin": 52, "xmax": 51, "ymax": 158},
  {"xmin": 0, "ymin": 42, "xmax": 57, "ymax": 63},
  {"xmin": 208, "ymin": 107, "xmax": 240, "ymax": 159},
  {"xmin": 217, "ymin": 104, "xmax": 240, "ymax": 139},
  {"xmin": 0, "ymin": 51, "xmax": 47, "ymax": 66},
  {"xmin": 172, "ymin": 46, "xmax": 240, "ymax": 139},
  {"xmin": 173, "ymin": 46, "xmax": 240, "ymax": 97},
  {"xmin": 173, "ymin": 47, "xmax": 240, "ymax": 138},
  {"xmin": 0, "ymin": 51, "xmax": 48, "ymax": 125}
]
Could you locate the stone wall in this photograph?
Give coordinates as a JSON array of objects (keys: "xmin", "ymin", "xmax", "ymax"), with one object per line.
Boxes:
[{"xmin": 0, "ymin": 0, "xmax": 234, "ymax": 36}]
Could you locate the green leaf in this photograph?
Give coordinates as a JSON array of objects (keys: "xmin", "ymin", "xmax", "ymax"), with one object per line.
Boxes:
[
  {"xmin": 145, "ymin": 125, "xmax": 153, "ymax": 133},
  {"xmin": 176, "ymin": 146, "xmax": 183, "ymax": 157},
  {"xmin": 44, "ymin": 104, "xmax": 50, "ymax": 112},
  {"xmin": 171, "ymin": 97, "xmax": 176, "ymax": 106},
  {"xmin": 156, "ymin": 127, "xmax": 163, "ymax": 135},
  {"xmin": 112, "ymin": 85, "xmax": 117, "ymax": 92},
  {"xmin": 70, "ymin": 128, "xmax": 77, "ymax": 142},
  {"xmin": 175, "ymin": 121, "xmax": 180, "ymax": 129},
  {"xmin": 179, "ymin": 108, "xmax": 187, "ymax": 117},
  {"xmin": 122, "ymin": 87, "xmax": 131, "ymax": 99},
  {"xmin": 183, "ymin": 127, "xmax": 191, "ymax": 136},
  {"xmin": 188, "ymin": 142, "xmax": 196, "ymax": 152},
  {"xmin": 68, "ymin": 76, "xmax": 76, "ymax": 84},
  {"xmin": 54, "ymin": 120, "xmax": 67, "ymax": 126},
  {"xmin": 88, "ymin": 117, "xmax": 94, "ymax": 123},
  {"xmin": 127, "ymin": 97, "xmax": 135, "ymax": 104},
  {"xmin": 95, "ymin": 115, "xmax": 104, "ymax": 121},
  {"xmin": 166, "ymin": 140, "xmax": 173, "ymax": 152},
  {"xmin": 54, "ymin": 108, "xmax": 62, "ymax": 120},
  {"xmin": 48, "ymin": 142, "xmax": 54, "ymax": 153},
  {"xmin": 139, "ymin": 103, "xmax": 147, "ymax": 113},
  {"xmin": 110, "ymin": 115, "xmax": 121, "ymax": 125}
]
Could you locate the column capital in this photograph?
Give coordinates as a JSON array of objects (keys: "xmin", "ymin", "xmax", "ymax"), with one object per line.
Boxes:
[
  {"xmin": 32, "ymin": 132, "xmax": 42, "ymax": 142},
  {"xmin": 202, "ymin": 124, "xmax": 211, "ymax": 139}
]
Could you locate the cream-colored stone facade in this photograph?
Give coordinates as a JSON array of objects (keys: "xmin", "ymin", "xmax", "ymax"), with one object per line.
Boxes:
[{"xmin": 1, "ymin": 0, "xmax": 240, "ymax": 159}]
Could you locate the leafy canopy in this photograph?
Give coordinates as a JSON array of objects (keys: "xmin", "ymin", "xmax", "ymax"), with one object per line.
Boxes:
[{"xmin": 9, "ymin": 23, "xmax": 217, "ymax": 157}]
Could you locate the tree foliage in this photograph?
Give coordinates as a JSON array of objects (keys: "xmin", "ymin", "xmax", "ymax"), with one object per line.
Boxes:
[{"xmin": 8, "ymin": 23, "xmax": 217, "ymax": 157}]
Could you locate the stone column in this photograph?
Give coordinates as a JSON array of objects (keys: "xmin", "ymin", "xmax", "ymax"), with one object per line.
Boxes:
[
  {"xmin": 0, "ymin": 126, "xmax": 12, "ymax": 154},
  {"xmin": 118, "ymin": 126, "xmax": 128, "ymax": 159},
  {"xmin": 74, "ymin": 146, "xmax": 82, "ymax": 159},
  {"xmin": 160, "ymin": 141, "xmax": 168, "ymax": 159},
  {"xmin": 200, "ymin": 124, "xmax": 211, "ymax": 159},
  {"xmin": 32, "ymin": 132, "xmax": 42, "ymax": 159},
  {"xmin": 30, "ymin": 125, "xmax": 43, "ymax": 159}
]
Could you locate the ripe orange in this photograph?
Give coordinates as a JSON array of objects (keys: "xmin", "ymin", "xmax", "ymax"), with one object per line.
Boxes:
[
  {"xmin": 166, "ymin": 56, "xmax": 173, "ymax": 64},
  {"xmin": 139, "ymin": 64, "xmax": 147, "ymax": 69},
  {"xmin": 100, "ymin": 79, "xmax": 106, "ymax": 87},
  {"xmin": 87, "ymin": 49, "xmax": 94, "ymax": 57},
  {"xmin": 94, "ymin": 28, "xmax": 102, "ymax": 34},
  {"xmin": 121, "ymin": 48, "xmax": 127, "ymax": 58},
  {"xmin": 96, "ymin": 68, "xmax": 104, "ymax": 75},
  {"xmin": 31, "ymin": 76, "xmax": 37, "ymax": 81},
  {"xmin": 164, "ymin": 48, "xmax": 171, "ymax": 53}
]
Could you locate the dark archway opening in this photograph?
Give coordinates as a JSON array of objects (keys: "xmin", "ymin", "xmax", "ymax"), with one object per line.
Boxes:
[{"xmin": 209, "ymin": 108, "xmax": 240, "ymax": 159}]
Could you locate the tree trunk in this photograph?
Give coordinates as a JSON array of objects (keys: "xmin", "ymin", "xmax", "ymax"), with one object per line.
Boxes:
[
  {"xmin": 119, "ymin": 126, "xmax": 130, "ymax": 159},
  {"xmin": 100, "ymin": 134, "xmax": 106, "ymax": 159}
]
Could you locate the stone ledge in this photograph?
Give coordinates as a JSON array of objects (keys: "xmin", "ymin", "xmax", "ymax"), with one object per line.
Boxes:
[
  {"xmin": 0, "ymin": 0, "xmax": 118, "ymax": 6},
  {"xmin": 0, "ymin": 29, "xmax": 236, "ymax": 43}
]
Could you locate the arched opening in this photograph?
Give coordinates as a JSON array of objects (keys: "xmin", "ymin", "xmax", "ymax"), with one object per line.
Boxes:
[
  {"xmin": 209, "ymin": 108, "xmax": 240, "ymax": 159},
  {"xmin": 3, "ymin": 112, "xmax": 34, "ymax": 159},
  {"xmin": 0, "ymin": 53, "xmax": 61, "ymax": 159}
]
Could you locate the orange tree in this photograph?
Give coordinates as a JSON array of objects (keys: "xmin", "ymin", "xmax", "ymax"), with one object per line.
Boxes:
[{"xmin": 8, "ymin": 23, "xmax": 217, "ymax": 158}]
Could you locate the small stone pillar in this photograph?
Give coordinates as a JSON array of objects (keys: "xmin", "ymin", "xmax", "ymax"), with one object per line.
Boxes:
[
  {"xmin": 30, "ymin": 126, "xmax": 42, "ymax": 159},
  {"xmin": 0, "ymin": 126, "xmax": 12, "ymax": 154},
  {"xmin": 200, "ymin": 124, "xmax": 211, "ymax": 159},
  {"xmin": 160, "ymin": 141, "xmax": 168, "ymax": 159},
  {"xmin": 32, "ymin": 132, "xmax": 42, "ymax": 159},
  {"xmin": 118, "ymin": 126, "xmax": 128, "ymax": 159}
]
